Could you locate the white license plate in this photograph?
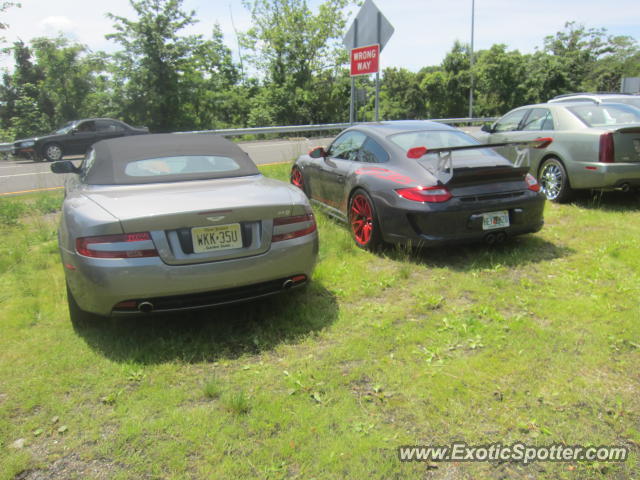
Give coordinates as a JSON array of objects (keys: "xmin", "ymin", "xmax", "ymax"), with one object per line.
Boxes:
[
  {"xmin": 482, "ymin": 211, "xmax": 509, "ymax": 230},
  {"xmin": 192, "ymin": 223, "xmax": 242, "ymax": 253}
]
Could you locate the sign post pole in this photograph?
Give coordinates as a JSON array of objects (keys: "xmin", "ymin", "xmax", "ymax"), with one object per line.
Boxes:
[
  {"xmin": 343, "ymin": 0, "xmax": 393, "ymax": 124},
  {"xmin": 375, "ymin": 12, "xmax": 381, "ymax": 121},
  {"xmin": 350, "ymin": 19, "xmax": 358, "ymax": 124}
]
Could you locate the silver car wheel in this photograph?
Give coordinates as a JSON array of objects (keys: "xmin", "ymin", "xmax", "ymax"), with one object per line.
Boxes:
[
  {"xmin": 540, "ymin": 163, "xmax": 563, "ymax": 200},
  {"xmin": 45, "ymin": 144, "xmax": 63, "ymax": 162}
]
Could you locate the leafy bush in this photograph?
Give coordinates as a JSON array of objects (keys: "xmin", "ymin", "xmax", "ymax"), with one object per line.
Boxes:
[{"xmin": 0, "ymin": 200, "xmax": 28, "ymax": 226}]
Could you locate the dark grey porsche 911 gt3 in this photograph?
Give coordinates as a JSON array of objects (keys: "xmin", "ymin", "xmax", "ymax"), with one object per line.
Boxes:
[{"xmin": 290, "ymin": 121, "xmax": 550, "ymax": 250}]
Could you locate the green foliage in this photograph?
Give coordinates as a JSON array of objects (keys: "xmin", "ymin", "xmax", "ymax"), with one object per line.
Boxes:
[
  {"xmin": 379, "ymin": 68, "xmax": 426, "ymax": 120},
  {"xmin": 0, "ymin": 1, "xmax": 19, "ymax": 44},
  {"xmin": 1, "ymin": 2, "xmax": 639, "ymax": 139},
  {"xmin": 106, "ymin": 1, "xmax": 246, "ymax": 132},
  {"xmin": 0, "ymin": 199, "xmax": 27, "ymax": 225},
  {"xmin": 240, "ymin": 0, "xmax": 352, "ymax": 125},
  {"xmin": 473, "ymin": 44, "xmax": 527, "ymax": 116}
]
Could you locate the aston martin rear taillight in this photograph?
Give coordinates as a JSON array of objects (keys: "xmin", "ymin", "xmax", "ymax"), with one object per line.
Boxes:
[
  {"xmin": 525, "ymin": 173, "xmax": 541, "ymax": 192},
  {"xmin": 76, "ymin": 232, "xmax": 158, "ymax": 258},
  {"xmin": 272, "ymin": 214, "xmax": 316, "ymax": 242},
  {"xmin": 395, "ymin": 186, "xmax": 452, "ymax": 203}
]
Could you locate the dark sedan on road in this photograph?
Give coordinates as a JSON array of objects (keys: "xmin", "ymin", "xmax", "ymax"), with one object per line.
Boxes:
[
  {"xmin": 13, "ymin": 118, "xmax": 149, "ymax": 162},
  {"xmin": 290, "ymin": 121, "xmax": 548, "ymax": 250}
]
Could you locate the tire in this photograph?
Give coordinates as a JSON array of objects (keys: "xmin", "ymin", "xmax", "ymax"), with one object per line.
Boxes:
[
  {"xmin": 348, "ymin": 189, "xmax": 383, "ymax": 250},
  {"xmin": 290, "ymin": 166, "xmax": 308, "ymax": 195},
  {"xmin": 538, "ymin": 157, "xmax": 573, "ymax": 203},
  {"xmin": 43, "ymin": 143, "xmax": 63, "ymax": 162},
  {"xmin": 66, "ymin": 285, "xmax": 101, "ymax": 325}
]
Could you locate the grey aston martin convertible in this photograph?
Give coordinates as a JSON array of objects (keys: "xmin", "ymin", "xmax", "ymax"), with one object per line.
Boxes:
[
  {"xmin": 52, "ymin": 134, "xmax": 318, "ymax": 321},
  {"xmin": 291, "ymin": 121, "xmax": 548, "ymax": 250}
]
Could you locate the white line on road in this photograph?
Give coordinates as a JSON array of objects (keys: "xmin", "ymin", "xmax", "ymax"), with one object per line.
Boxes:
[{"xmin": 0, "ymin": 172, "xmax": 54, "ymax": 178}]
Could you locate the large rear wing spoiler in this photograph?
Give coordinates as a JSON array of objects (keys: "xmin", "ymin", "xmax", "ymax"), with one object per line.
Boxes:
[{"xmin": 407, "ymin": 137, "xmax": 553, "ymax": 184}]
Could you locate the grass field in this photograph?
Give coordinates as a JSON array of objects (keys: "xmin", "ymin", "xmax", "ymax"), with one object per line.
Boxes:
[{"xmin": 0, "ymin": 164, "xmax": 639, "ymax": 479}]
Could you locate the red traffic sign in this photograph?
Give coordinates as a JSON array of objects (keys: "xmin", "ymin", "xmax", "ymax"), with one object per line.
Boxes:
[{"xmin": 350, "ymin": 44, "xmax": 380, "ymax": 76}]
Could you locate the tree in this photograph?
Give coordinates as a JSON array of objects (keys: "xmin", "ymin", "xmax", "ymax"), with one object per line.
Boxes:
[
  {"xmin": 107, "ymin": 0, "xmax": 245, "ymax": 132},
  {"xmin": 535, "ymin": 22, "xmax": 640, "ymax": 96},
  {"xmin": 107, "ymin": 0, "xmax": 201, "ymax": 132},
  {"xmin": 0, "ymin": 1, "xmax": 19, "ymax": 46},
  {"xmin": 0, "ymin": 36, "xmax": 110, "ymax": 138},
  {"xmin": 472, "ymin": 44, "xmax": 527, "ymax": 116},
  {"xmin": 240, "ymin": 0, "xmax": 352, "ymax": 125},
  {"xmin": 379, "ymin": 68, "xmax": 426, "ymax": 120}
]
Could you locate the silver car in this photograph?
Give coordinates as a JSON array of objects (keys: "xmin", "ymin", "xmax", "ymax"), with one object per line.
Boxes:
[
  {"xmin": 51, "ymin": 133, "xmax": 318, "ymax": 321},
  {"xmin": 479, "ymin": 102, "xmax": 640, "ymax": 202},
  {"xmin": 549, "ymin": 93, "xmax": 640, "ymax": 110}
]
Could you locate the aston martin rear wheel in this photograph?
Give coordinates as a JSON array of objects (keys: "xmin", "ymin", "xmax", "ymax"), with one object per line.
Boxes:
[
  {"xmin": 66, "ymin": 284, "xmax": 100, "ymax": 325},
  {"xmin": 348, "ymin": 189, "xmax": 383, "ymax": 251},
  {"xmin": 539, "ymin": 157, "xmax": 573, "ymax": 203}
]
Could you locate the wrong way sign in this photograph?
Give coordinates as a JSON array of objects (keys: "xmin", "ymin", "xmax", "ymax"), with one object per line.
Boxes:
[{"xmin": 350, "ymin": 44, "xmax": 379, "ymax": 76}]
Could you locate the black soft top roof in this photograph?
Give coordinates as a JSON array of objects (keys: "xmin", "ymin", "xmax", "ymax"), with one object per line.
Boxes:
[{"xmin": 84, "ymin": 133, "xmax": 259, "ymax": 185}]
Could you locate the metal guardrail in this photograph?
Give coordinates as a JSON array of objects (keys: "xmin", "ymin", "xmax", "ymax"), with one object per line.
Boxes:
[
  {"xmin": 180, "ymin": 117, "xmax": 498, "ymax": 137},
  {"xmin": 0, "ymin": 117, "xmax": 498, "ymax": 153}
]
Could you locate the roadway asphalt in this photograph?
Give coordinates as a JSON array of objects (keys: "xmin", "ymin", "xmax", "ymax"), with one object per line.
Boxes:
[
  {"xmin": 0, "ymin": 126, "xmax": 481, "ymax": 196},
  {"xmin": 0, "ymin": 137, "xmax": 334, "ymax": 196}
]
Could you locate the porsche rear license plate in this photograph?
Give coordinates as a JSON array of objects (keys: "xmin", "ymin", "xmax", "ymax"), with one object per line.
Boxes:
[
  {"xmin": 192, "ymin": 223, "xmax": 242, "ymax": 253},
  {"xmin": 482, "ymin": 211, "xmax": 509, "ymax": 230}
]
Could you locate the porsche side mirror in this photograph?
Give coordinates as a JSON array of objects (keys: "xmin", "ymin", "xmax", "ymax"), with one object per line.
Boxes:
[
  {"xmin": 51, "ymin": 160, "xmax": 80, "ymax": 174},
  {"xmin": 481, "ymin": 124, "xmax": 494, "ymax": 133},
  {"xmin": 309, "ymin": 146, "xmax": 327, "ymax": 159}
]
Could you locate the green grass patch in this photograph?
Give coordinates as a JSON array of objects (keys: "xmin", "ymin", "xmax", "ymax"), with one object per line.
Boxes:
[{"xmin": 0, "ymin": 177, "xmax": 638, "ymax": 479}]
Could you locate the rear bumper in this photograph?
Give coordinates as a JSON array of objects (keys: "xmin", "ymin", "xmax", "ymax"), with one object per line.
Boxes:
[
  {"xmin": 61, "ymin": 233, "xmax": 318, "ymax": 316},
  {"xmin": 12, "ymin": 147, "xmax": 36, "ymax": 159},
  {"xmin": 570, "ymin": 162, "xmax": 640, "ymax": 189},
  {"xmin": 377, "ymin": 190, "xmax": 545, "ymax": 247}
]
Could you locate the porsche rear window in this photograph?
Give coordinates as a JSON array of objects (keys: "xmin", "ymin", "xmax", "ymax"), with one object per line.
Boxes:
[
  {"xmin": 389, "ymin": 130, "xmax": 479, "ymax": 151},
  {"xmin": 389, "ymin": 129, "xmax": 502, "ymax": 164},
  {"xmin": 124, "ymin": 156, "xmax": 240, "ymax": 177}
]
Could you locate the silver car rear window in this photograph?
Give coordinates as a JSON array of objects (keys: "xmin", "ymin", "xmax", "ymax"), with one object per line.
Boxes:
[
  {"xmin": 125, "ymin": 156, "xmax": 240, "ymax": 177},
  {"xmin": 568, "ymin": 104, "xmax": 640, "ymax": 127}
]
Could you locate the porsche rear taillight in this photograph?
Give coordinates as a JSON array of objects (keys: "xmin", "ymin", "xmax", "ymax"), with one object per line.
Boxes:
[
  {"xmin": 599, "ymin": 132, "xmax": 615, "ymax": 163},
  {"xmin": 272, "ymin": 213, "xmax": 316, "ymax": 242},
  {"xmin": 395, "ymin": 186, "xmax": 452, "ymax": 203},
  {"xmin": 525, "ymin": 173, "xmax": 541, "ymax": 192},
  {"xmin": 76, "ymin": 232, "xmax": 158, "ymax": 258}
]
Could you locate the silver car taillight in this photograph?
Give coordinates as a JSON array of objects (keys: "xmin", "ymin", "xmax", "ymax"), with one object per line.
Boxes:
[
  {"xmin": 76, "ymin": 232, "xmax": 158, "ymax": 258},
  {"xmin": 272, "ymin": 213, "xmax": 316, "ymax": 242},
  {"xmin": 599, "ymin": 132, "xmax": 615, "ymax": 163}
]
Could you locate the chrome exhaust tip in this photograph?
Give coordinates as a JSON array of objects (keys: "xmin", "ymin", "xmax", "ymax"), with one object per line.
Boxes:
[
  {"xmin": 619, "ymin": 183, "xmax": 631, "ymax": 193},
  {"xmin": 282, "ymin": 279, "xmax": 294, "ymax": 289},
  {"xmin": 138, "ymin": 301, "xmax": 154, "ymax": 314}
]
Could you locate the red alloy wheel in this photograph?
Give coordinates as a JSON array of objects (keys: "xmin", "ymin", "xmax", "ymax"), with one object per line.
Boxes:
[
  {"xmin": 350, "ymin": 194, "xmax": 374, "ymax": 246},
  {"xmin": 291, "ymin": 167, "xmax": 304, "ymax": 189}
]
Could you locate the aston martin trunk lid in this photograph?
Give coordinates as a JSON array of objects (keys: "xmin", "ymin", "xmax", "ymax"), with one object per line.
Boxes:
[
  {"xmin": 84, "ymin": 176, "xmax": 294, "ymax": 230},
  {"xmin": 82, "ymin": 175, "xmax": 297, "ymax": 265}
]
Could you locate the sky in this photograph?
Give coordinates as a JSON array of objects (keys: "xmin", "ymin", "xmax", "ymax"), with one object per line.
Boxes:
[{"xmin": 1, "ymin": 0, "xmax": 639, "ymax": 72}]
